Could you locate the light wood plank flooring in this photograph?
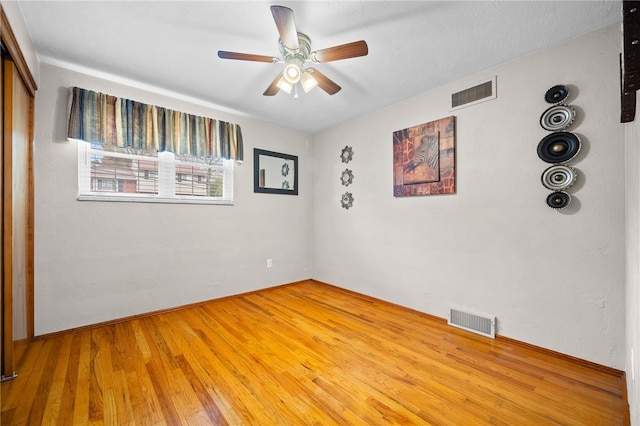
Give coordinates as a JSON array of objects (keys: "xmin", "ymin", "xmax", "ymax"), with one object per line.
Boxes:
[{"xmin": 1, "ymin": 280, "xmax": 628, "ymax": 425}]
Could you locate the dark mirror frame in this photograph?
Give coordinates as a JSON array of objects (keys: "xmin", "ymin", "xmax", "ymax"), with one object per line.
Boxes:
[{"xmin": 253, "ymin": 148, "xmax": 299, "ymax": 195}]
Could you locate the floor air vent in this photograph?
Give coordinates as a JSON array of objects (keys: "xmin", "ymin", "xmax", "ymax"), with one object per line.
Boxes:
[
  {"xmin": 450, "ymin": 76, "xmax": 496, "ymax": 110},
  {"xmin": 448, "ymin": 306, "xmax": 496, "ymax": 338}
]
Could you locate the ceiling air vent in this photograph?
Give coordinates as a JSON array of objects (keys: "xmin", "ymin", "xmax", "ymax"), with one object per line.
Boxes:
[{"xmin": 451, "ymin": 76, "xmax": 497, "ymax": 111}]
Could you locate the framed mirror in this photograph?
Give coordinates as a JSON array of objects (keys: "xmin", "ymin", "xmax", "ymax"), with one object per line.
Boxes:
[{"xmin": 253, "ymin": 148, "xmax": 298, "ymax": 195}]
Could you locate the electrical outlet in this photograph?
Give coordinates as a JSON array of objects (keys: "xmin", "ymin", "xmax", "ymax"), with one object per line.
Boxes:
[{"xmin": 266, "ymin": 259, "xmax": 272, "ymax": 268}]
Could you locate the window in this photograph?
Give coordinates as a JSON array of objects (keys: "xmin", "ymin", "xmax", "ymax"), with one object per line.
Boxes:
[{"xmin": 77, "ymin": 141, "xmax": 234, "ymax": 204}]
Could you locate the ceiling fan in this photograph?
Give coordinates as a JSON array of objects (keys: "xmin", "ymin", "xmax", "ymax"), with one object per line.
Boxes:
[{"xmin": 217, "ymin": 5, "xmax": 368, "ymax": 98}]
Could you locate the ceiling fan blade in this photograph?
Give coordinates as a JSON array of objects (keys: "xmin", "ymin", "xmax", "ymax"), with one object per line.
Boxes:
[
  {"xmin": 271, "ymin": 5, "xmax": 299, "ymax": 51},
  {"xmin": 306, "ymin": 68, "xmax": 341, "ymax": 95},
  {"xmin": 218, "ymin": 51, "xmax": 278, "ymax": 63},
  {"xmin": 311, "ymin": 40, "xmax": 369, "ymax": 63},
  {"xmin": 263, "ymin": 74, "xmax": 282, "ymax": 96}
]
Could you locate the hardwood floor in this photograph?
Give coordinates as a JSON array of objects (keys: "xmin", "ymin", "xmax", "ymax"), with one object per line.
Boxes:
[{"xmin": 1, "ymin": 280, "xmax": 628, "ymax": 425}]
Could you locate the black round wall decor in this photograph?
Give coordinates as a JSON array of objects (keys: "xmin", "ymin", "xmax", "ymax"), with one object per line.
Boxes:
[
  {"xmin": 537, "ymin": 132, "xmax": 581, "ymax": 164},
  {"xmin": 544, "ymin": 85, "xmax": 570, "ymax": 104},
  {"xmin": 546, "ymin": 191, "xmax": 571, "ymax": 209}
]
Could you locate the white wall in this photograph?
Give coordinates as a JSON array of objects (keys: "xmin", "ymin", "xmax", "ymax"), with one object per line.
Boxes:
[
  {"xmin": 625, "ymin": 96, "xmax": 640, "ymax": 424},
  {"xmin": 311, "ymin": 24, "xmax": 626, "ymax": 369},
  {"xmin": 34, "ymin": 63, "xmax": 312, "ymax": 334}
]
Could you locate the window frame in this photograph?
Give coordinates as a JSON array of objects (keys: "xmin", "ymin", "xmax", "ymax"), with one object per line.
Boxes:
[{"xmin": 76, "ymin": 141, "xmax": 234, "ymax": 205}]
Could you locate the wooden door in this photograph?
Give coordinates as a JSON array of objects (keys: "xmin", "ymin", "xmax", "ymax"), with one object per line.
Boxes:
[
  {"xmin": 1, "ymin": 6, "xmax": 37, "ymax": 381},
  {"xmin": 1, "ymin": 7, "xmax": 36, "ymax": 382},
  {"xmin": 1, "ymin": 52, "xmax": 34, "ymax": 380},
  {"xmin": 1, "ymin": 55, "xmax": 14, "ymax": 380},
  {"xmin": 0, "ymin": 39, "xmax": 4, "ymax": 379}
]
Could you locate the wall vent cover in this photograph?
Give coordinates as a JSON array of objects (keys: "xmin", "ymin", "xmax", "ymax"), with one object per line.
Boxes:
[
  {"xmin": 450, "ymin": 76, "xmax": 497, "ymax": 110},
  {"xmin": 448, "ymin": 305, "xmax": 496, "ymax": 338}
]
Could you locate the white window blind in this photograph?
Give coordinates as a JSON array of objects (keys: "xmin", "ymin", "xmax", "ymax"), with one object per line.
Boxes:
[{"xmin": 77, "ymin": 141, "xmax": 233, "ymax": 205}]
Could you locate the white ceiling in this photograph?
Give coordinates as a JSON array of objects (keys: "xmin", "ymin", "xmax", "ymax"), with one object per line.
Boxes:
[{"xmin": 18, "ymin": 1, "xmax": 622, "ymax": 134}]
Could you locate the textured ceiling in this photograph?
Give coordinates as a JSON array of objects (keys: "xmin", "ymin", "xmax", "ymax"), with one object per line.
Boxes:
[{"xmin": 18, "ymin": 1, "xmax": 622, "ymax": 134}]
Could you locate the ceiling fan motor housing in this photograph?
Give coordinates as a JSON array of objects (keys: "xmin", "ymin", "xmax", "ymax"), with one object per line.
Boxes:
[{"xmin": 280, "ymin": 32, "xmax": 311, "ymax": 62}]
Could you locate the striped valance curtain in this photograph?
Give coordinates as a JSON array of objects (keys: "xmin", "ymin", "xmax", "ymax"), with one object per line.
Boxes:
[{"xmin": 67, "ymin": 87, "xmax": 243, "ymax": 161}]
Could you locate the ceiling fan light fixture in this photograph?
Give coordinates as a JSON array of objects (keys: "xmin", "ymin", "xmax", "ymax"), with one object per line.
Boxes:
[
  {"xmin": 283, "ymin": 62, "xmax": 301, "ymax": 84},
  {"xmin": 300, "ymin": 71, "xmax": 318, "ymax": 93},
  {"xmin": 276, "ymin": 76, "xmax": 293, "ymax": 94}
]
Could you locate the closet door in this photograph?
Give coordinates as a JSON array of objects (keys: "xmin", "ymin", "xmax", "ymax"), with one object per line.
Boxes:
[
  {"xmin": 1, "ymin": 7, "xmax": 36, "ymax": 381},
  {"xmin": 2, "ymin": 57, "xmax": 33, "ymax": 379},
  {"xmin": 0, "ymin": 44, "xmax": 4, "ymax": 378}
]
